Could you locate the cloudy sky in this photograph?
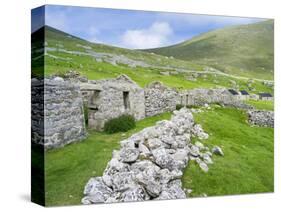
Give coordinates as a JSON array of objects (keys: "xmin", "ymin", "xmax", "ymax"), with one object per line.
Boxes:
[{"xmin": 32, "ymin": 5, "xmax": 265, "ymax": 49}]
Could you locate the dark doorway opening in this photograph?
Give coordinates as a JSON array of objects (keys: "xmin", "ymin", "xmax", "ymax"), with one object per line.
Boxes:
[{"xmin": 123, "ymin": 91, "xmax": 130, "ymax": 109}]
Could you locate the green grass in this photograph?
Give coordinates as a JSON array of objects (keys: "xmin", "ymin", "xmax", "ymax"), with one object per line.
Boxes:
[
  {"xmin": 45, "ymin": 112, "xmax": 171, "ymax": 206},
  {"xmin": 245, "ymin": 99, "xmax": 274, "ymax": 110},
  {"xmin": 44, "ymin": 107, "xmax": 273, "ymax": 206},
  {"xmin": 182, "ymin": 107, "xmax": 274, "ymax": 196}
]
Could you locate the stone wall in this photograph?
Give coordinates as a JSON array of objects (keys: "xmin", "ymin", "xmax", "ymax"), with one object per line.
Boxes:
[
  {"xmin": 80, "ymin": 75, "xmax": 145, "ymax": 131},
  {"xmin": 31, "ymin": 77, "xmax": 87, "ymax": 149},
  {"xmin": 248, "ymin": 110, "xmax": 274, "ymax": 127},
  {"xmin": 82, "ymin": 108, "xmax": 223, "ymax": 204},
  {"xmin": 145, "ymin": 82, "xmax": 180, "ymax": 117},
  {"xmin": 181, "ymin": 88, "xmax": 252, "ymax": 109}
]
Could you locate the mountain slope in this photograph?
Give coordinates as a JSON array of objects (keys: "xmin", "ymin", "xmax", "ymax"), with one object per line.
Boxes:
[
  {"xmin": 145, "ymin": 20, "xmax": 274, "ymax": 80},
  {"xmin": 31, "ymin": 26, "xmax": 273, "ymax": 93}
]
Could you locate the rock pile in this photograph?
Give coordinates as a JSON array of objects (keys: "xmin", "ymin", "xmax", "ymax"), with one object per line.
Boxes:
[
  {"xmin": 82, "ymin": 108, "xmax": 222, "ymax": 204},
  {"xmin": 248, "ymin": 110, "xmax": 274, "ymax": 128}
]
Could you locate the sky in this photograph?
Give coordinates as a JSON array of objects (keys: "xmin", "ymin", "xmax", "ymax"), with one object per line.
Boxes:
[{"xmin": 32, "ymin": 5, "xmax": 265, "ymax": 49}]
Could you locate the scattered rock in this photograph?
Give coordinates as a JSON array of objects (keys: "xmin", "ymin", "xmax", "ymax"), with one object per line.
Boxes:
[{"xmin": 212, "ymin": 146, "xmax": 224, "ymax": 156}]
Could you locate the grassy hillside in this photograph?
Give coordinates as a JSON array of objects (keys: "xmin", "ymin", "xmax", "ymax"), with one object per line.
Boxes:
[
  {"xmin": 146, "ymin": 20, "xmax": 274, "ymax": 80},
  {"xmin": 31, "ymin": 25, "xmax": 273, "ymax": 93},
  {"xmin": 43, "ymin": 106, "xmax": 273, "ymax": 206}
]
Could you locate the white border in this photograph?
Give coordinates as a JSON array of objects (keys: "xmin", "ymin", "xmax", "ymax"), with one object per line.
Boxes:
[{"xmin": 0, "ymin": 0, "xmax": 280, "ymax": 211}]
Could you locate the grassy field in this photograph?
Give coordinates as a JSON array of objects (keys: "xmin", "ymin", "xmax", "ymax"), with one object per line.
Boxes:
[
  {"xmin": 44, "ymin": 107, "xmax": 273, "ymax": 206},
  {"xmin": 245, "ymin": 99, "xmax": 274, "ymax": 111},
  {"xmin": 183, "ymin": 107, "xmax": 274, "ymax": 196},
  {"xmin": 45, "ymin": 112, "xmax": 171, "ymax": 206}
]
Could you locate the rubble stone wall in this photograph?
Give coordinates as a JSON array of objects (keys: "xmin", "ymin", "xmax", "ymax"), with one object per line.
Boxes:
[
  {"xmin": 248, "ymin": 110, "xmax": 274, "ymax": 127},
  {"xmin": 82, "ymin": 108, "xmax": 221, "ymax": 204},
  {"xmin": 145, "ymin": 82, "xmax": 180, "ymax": 117}
]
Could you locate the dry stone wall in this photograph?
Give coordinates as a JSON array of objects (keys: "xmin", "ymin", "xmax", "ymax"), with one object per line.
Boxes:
[
  {"xmin": 31, "ymin": 77, "xmax": 86, "ymax": 149},
  {"xmin": 248, "ymin": 110, "xmax": 274, "ymax": 127},
  {"xmin": 181, "ymin": 88, "xmax": 252, "ymax": 109},
  {"xmin": 82, "ymin": 108, "xmax": 222, "ymax": 204},
  {"xmin": 145, "ymin": 82, "xmax": 180, "ymax": 117}
]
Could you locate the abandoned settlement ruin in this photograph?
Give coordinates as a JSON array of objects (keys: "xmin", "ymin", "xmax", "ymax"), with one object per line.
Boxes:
[{"xmin": 31, "ymin": 74, "xmax": 274, "ymax": 149}]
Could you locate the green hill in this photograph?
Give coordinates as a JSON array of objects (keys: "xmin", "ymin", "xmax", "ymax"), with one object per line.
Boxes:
[
  {"xmin": 145, "ymin": 20, "xmax": 274, "ymax": 80},
  {"xmin": 31, "ymin": 25, "xmax": 273, "ymax": 93}
]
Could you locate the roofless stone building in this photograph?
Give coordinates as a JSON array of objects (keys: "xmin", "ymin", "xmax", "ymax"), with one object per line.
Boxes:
[
  {"xmin": 80, "ymin": 75, "xmax": 145, "ymax": 131},
  {"xmin": 32, "ymin": 74, "xmax": 257, "ymax": 149}
]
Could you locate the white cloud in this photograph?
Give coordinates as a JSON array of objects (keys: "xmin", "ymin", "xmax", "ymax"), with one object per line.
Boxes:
[{"xmin": 121, "ymin": 22, "xmax": 173, "ymax": 49}]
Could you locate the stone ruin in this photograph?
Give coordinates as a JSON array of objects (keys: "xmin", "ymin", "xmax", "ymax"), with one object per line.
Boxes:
[
  {"xmin": 31, "ymin": 77, "xmax": 87, "ymax": 149},
  {"xmin": 180, "ymin": 88, "xmax": 252, "ymax": 109},
  {"xmin": 32, "ymin": 74, "xmax": 271, "ymax": 149},
  {"xmin": 248, "ymin": 110, "xmax": 274, "ymax": 128},
  {"xmin": 81, "ymin": 108, "xmax": 224, "ymax": 204},
  {"xmin": 145, "ymin": 81, "xmax": 179, "ymax": 117},
  {"xmin": 80, "ymin": 75, "xmax": 145, "ymax": 131}
]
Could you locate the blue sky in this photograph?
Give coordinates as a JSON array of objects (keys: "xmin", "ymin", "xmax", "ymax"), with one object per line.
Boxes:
[{"xmin": 32, "ymin": 5, "xmax": 265, "ymax": 49}]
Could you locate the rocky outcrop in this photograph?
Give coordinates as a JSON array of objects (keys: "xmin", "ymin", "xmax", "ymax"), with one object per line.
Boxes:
[
  {"xmin": 82, "ymin": 108, "xmax": 222, "ymax": 204},
  {"xmin": 248, "ymin": 110, "xmax": 274, "ymax": 127}
]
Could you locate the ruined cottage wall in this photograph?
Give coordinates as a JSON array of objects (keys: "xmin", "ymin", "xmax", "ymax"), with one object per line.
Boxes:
[
  {"xmin": 182, "ymin": 88, "xmax": 235, "ymax": 106},
  {"xmin": 32, "ymin": 78, "xmax": 87, "ymax": 149},
  {"xmin": 145, "ymin": 83, "xmax": 180, "ymax": 117},
  {"xmin": 82, "ymin": 77, "xmax": 145, "ymax": 130},
  {"xmin": 31, "ymin": 79, "xmax": 44, "ymax": 146}
]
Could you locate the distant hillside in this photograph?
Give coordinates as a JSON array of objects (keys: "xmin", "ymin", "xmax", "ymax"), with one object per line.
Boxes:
[
  {"xmin": 31, "ymin": 25, "xmax": 273, "ymax": 94},
  {"xmin": 145, "ymin": 20, "xmax": 274, "ymax": 80}
]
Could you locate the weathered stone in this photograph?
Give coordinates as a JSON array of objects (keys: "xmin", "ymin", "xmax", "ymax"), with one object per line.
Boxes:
[
  {"xmin": 192, "ymin": 124, "xmax": 209, "ymax": 140},
  {"xmin": 83, "ymin": 177, "xmax": 112, "ymax": 203},
  {"xmin": 121, "ymin": 185, "xmax": 147, "ymax": 202},
  {"xmin": 31, "ymin": 78, "xmax": 86, "ymax": 149},
  {"xmin": 212, "ymin": 146, "xmax": 224, "ymax": 156},
  {"xmin": 119, "ymin": 147, "xmax": 139, "ymax": 163},
  {"xmin": 196, "ymin": 158, "xmax": 209, "ymax": 172},
  {"xmin": 195, "ymin": 141, "xmax": 205, "ymax": 149},
  {"xmin": 248, "ymin": 110, "xmax": 274, "ymax": 127},
  {"xmin": 112, "ymin": 171, "xmax": 136, "ymax": 192},
  {"xmin": 151, "ymin": 148, "xmax": 175, "ymax": 171}
]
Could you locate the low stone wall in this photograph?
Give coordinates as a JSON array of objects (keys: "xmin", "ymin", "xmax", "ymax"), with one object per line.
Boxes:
[
  {"xmin": 145, "ymin": 82, "xmax": 179, "ymax": 117},
  {"xmin": 248, "ymin": 110, "xmax": 274, "ymax": 127},
  {"xmin": 82, "ymin": 108, "xmax": 222, "ymax": 204},
  {"xmin": 31, "ymin": 77, "xmax": 87, "ymax": 149},
  {"xmin": 181, "ymin": 88, "xmax": 252, "ymax": 109}
]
